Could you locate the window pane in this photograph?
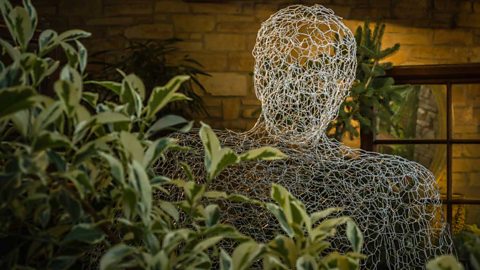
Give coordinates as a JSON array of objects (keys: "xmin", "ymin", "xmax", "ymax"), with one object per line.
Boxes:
[
  {"xmin": 375, "ymin": 85, "xmax": 446, "ymax": 140},
  {"xmin": 452, "ymin": 204, "xmax": 480, "ymax": 228},
  {"xmin": 452, "ymin": 144, "xmax": 480, "ymax": 200},
  {"xmin": 375, "ymin": 144, "xmax": 447, "ymax": 196},
  {"xmin": 452, "ymin": 84, "xmax": 480, "ymax": 139}
]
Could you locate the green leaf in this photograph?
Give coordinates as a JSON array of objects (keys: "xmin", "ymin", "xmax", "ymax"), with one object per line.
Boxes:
[
  {"xmin": 159, "ymin": 200, "xmax": 179, "ymax": 222},
  {"xmin": 426, "ymin": 255, "xmax": 464, "ymax": 270},
  {"xmin": 99, "ymin": 152, "xmax": 125, "ymax": 185},
  {"xmin": 120, "ymin": 74, "xmax": 144, "ymax": 117},
  {"xmin": 296, "ymin": 255, "xmax": 318, "ymax": 270},
  {"xmin": 62, "ymin": 223, "xmax": 105, "ymax": 244},
  {"xmin": 49, "ymin": 256, "xmax": 77, "ymax": 270},
  {"xmin": 145, "ymin": 75, "xmax": 190, "ymax": 119},
  {"xmin": 204, "ymin": 204, "xmax": 220, "ymax": 227},
  {"xmin": 33, "ymin": 131, "xmax": 72, "ymax": 152},
  {"xmin": 143, "ymin": 137, "xmax": 178, "ymax": 168},
  {"xmin": 7, "ymin": 7, "xmax": 33, "ymax": 49},
  {"xmin": 220, "ymin": 249, "xmax": 233, "ymax": 270},
  {"xmin": 266, "ymin": 203, "xmax": 293, "ymax": 237},
  {"xmin": 57, "ymin": 29, "xmax": 91, "ymax": 42},
  {"xmin": 199, "ymin": 122, "xmax": 238, "ymax": 181},
  {"xmin": 146, "ymin": 114, "xmax": 191, "ymax": 137},
  {"xmin": 94, "ymin": 111, "xmax": 130, "ymax": 125},
  {"xmin": 54, "ymin": 80, "xmax": 81, "ymax": 117},
  {"xmin": 85, "ymin": 80, "xmax": 121, "ymax": 95},
  {"xmin": 120, "ymin": 131, "xmax": 144, "ymax": 163},
  {"xmin": 346, "ymin": 220, "xmax": 363, "ymax": 253},
  {"xmin": 193, "ymin": 235, "xmax": 223, "ymax": 253},
  {"xmin": 58, "ymin": 189, "xmax": 82, "ymax": 222},
  {"xmin": 82, "ymin": 91, "xmax": 98, "ymax": 108},
  {"xmin": 128, "ymin": 160, "xmax": 152, "ymax": 222},
  {"xmin": 32, "ymin": 101, "xmax": 63, "ymax": 135},
  {"xmin": 232, "ymin": 241, "xmax": 264, "ymax": 270},
  {"xmin": 0, "ymin": 86, "xmax": 36, "ymax": 120},
  {"xmin": 239, "ymin": 146, "xmax": 287, "ymax": 161},
  {"xmin": 268, "ymin": 235, "xmax": 297, "ymax": 267},
  {"xmin": 38, "ymin": 29, "xmax": 58, "ymax": 55},
  {"xmin": 311, "ymin": 207, "xmax": 343, "ymax": 224},
  {"xmin": 75, "ymin": 40, "xmax": 87, "ymax": 73},
  {"xmin": 100, "ymin": 244, "xmax": 137, "ymax": 270}
]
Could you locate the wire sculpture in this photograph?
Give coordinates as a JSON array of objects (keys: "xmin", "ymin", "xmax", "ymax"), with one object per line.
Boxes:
[{"xmin": 159, "ymin": 5, "xmax": 452, "ymax": 269}]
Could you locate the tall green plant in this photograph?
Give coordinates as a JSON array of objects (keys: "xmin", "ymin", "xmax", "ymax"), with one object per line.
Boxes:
[
  {"xmin": 0, "ymin": 1, "xmax": 366, "ymax": 269},
  {"xmin": 328, "ymin": 21, "xmax": 411, "ymax": 141}
]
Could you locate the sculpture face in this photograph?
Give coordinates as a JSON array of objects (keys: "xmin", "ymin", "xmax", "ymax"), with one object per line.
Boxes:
[{"xmin": 253, "ymin": 5, "xmax": 356, "ymax": 141}]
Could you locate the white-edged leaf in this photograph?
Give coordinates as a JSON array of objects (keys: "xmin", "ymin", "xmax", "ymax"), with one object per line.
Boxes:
[
  {"xmin": 232, "ymin": 241, "xmax": 264, "ymax": 270},
  {"xmin": 239, "ymin": 146, "xmax": 287, "ymax": 161},
  {"xmin": 220, "ymin": 249, "xmax": 233, "ymax": 270},
  {"xmin": 99, "ymin": 152, "xmax": 125, "ymax": 185},
  {"xmin": 100, "ymin": 244, "xmax": 137, "ymax": 270},
  {"xmin": 146, "ymin": 114, "xmax": 190, "ymax": 137},
  {"xmin": 145, "ymin": 75, "xmax": 190, "ymax": 119},
  {"xmin": 120, "ymin": 131, "xmax": 144, "ymax": 163},
  {"xmin": 346, "ymin": 220, "xmax": 364, "ymax": 253}
]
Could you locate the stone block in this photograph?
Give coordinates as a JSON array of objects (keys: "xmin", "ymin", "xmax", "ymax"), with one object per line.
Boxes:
[
  {"xmin": 228, "ymin": 52, "xmax": 254, "ymax": 72},
  {"xmin": 205, "ymin": 34, "xmax": 246, "ymax": 51},
  {"xmin": 433, "ymin": 29, "xmax": 473, "ymax": 45},
  {"xmin": 203, "ymin": 97, "xmax": 222, "ymax": 106},
  {"xmin": 105, "ymin": 3, "xmax": 152, "ymax": 16},
  {"xmin": 458, "ymin": 13, "xmax": 480, "ymax": 28},
  {"xmin": 201, "ymin": 72, "xmax": 248, "ymax": 96},
  {"xmin": 177, "ymin": 41, "xmax": 203, "ymax": 51},
  {"xmin": 173, "ymin": 15, "xmax": 215, "ymax": 32},
  {"xmin": 217, "ymin": 15, "xmax": 255, "ymax": 22},
  {"xmin": 59, "ymin": 0, "xmax": 102, "ymax": 16},
  {"xmin": 222, "ymin": 99, "xmax": 241, "ymax": 120},
  {"xmin": 217, "ymin": 22, "xmax": 261, "ymax": 33},
  {"xmin": 242, "ymin": 98, "xmax": 261, "ymax": 106},
  {"xmin": 124, "ymin": 23, "xmax": 173, "ymax": 39},
  {"xmin": 87, "ymin": 17, "xmax": 134, "ymax": 26},
  {"xmin": 191, "ymin": 3, "xmax": 242, "ymax": 14},
  {"xmin": 155, "ymin": 1, "xmax": 189, "ymax": 13},
  {"xmin": 254, "ymin": 4, "xmax": 279, "ymax": 21},
  {"xmin": 189, "ymin": 52, "xmax": 228, "ymax": 71}
]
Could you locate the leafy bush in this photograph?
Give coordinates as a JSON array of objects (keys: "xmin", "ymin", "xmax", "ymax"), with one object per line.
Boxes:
[
  {"xmin": 328, "ymin": 21, "xmax": 411, "ymax": 141},
  {"xmin": 454, "ymin": 225, "xmax": 480, "ymax": 270},
  {"xmin": 0, "ymin": 1, "xmax": 365, "ymax": 269}
]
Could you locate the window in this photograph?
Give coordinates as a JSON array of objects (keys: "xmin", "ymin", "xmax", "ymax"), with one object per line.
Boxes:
[{"xmin": 368, "ymin": 64, "xmax": 480, "ymax": 232}]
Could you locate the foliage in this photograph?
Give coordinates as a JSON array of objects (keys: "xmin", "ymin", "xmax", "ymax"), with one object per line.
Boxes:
[
  {"xmin": 454, "ymin": 225, "xmax": 480, "ymax": 270},
  {"xmin": 0, "ymin": 1, "xmax": 365, "ymax": 269},
  {"xmin": 90, "ymin": 39, "xmax": 209, "ymax": 117},
  {"xmin": 328, "ymin": 20, "xmax": 411, "ymax": 141},
  {"xmin": 427, "ymin": 255, "xmax": 465, "ymax": 270}
]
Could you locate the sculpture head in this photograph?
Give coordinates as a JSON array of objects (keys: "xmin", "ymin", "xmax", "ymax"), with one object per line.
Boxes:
[{"xmin": 253, "ymin": 5, "xmax": 356, "ymax": 142}]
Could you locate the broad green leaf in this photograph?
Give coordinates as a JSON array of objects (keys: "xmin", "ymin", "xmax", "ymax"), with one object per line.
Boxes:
[
  {"xmin": 82, "ymin": 92, "xmax": 98, "ymax": 108},
  {"xmin": 54, "ymin": 80, "xmax": 80, "ymax": 117},
  {"xmin": 32, "ymin": 101, "xmax": 63, "ymax": 135},
  {"xmin": 146, "ymin": 114, "xmax": 191, "ymax": 137},
  {"xmin": 296, "ymin": 255, "xmax": 318, "ymax": 270},
  {"xmin": 58, "ymin": 188, "xmax": 82, "ymax": 222},
  {"xmin": 73, "ymin": 135, "xmax": 113, "ymax": 164},
  {"xmin": 60, "ymin": 65, "xmax": 82, "ymax": 92},
  {"xmin": 184, "ymin": 181, "xmax": 205, "ymax": 206},
  {"xmin": 193, "ymin": 235, "xmax": 223, "ymax": 253},
  {"xmin": 120, "ymin": 131, "xmax": 144, "ymax": 163},
  {"xmin": 75, "ymin": 40, "xmax": 87, "ymax": 73},
  {"xmin": 57, "ymin": 29, "xmax": 91, "ymax": 42},
  {"xmin": 100, "ymin": 244, "xmax": 137, "ymax": 270},
  {"xmin": 120, "ymin": 74, "xmax": 144, "ymax": 117},
  {"xmin": 143, "ymin": 137, "xmax": 178, "ymax": 168},
  {"xmin": 8, "ymin": 7, "xmax": 33, "ymax": 49},
  {"xmin": 239, "ymin": 146, "xmax": 287, "ymax": 161},
  {"xmin": 204, "ymin": 204, "xmax": 220, "ymax": 227},
  {"xmin": 0, "ymin": 38, "xmax": 21, "ymax": 60},
  {"xmin": 62, "ymin": 223, "xmax": 105, "ymax": 244},
  {"xmin": 220, "ymin": 249, "xmax": 233, "ymax": 270},
  {"xmin": 159, "ymin": 200, "xmax": 179, "ymax": 222},
  {"xmin": 199, "ymin": 122, "xmax": 238, "ymax": 181},
  {"xmin": 94, "ymin": 111, "xmax": 130, "ymax": 125},
  {"xmin": 266, "ymin": 203, "xmax": 293, "ymax": 237},
  {"xmin": 33, "ymin": 131, "xmax": 72, "ymax": 152},
  {"xmin": 145, "ymin": 75, "xmax": 190, "ymax": 119},
  {"xmin": 48, "ymin": 256, "xmax": 77, "ymax": 270},
  {"xmin": 268, "ymin": 235, "xmax": 297, "ymax": 267},
  {"xmin": 128, "ymin": 160, "xmax": 152, "ymax": 223},
  {"xmin": 232, "ymin": 241, "xmax": 264, "ymax": 270},
  {"xmin": 10, "ymin": 109, "xmax": 29, "ymax": 137},
  {"xmin": 60, "ymin": 42, "xmax": 78, "ymax": 68},
  {"xmin": 426, "ymin": 255, "xmax": 464, "ymax": 270},
  {"xmin": 85, "ymin": 80, "xmax": 121, "ymax": 95},
  {"xmin": 0, "ymin": 86, "xmax": 36, "ymax": 120},
  {"xmin": 99, "ymin": 152, "xmax": 125, "ymax": 185},
  {"xmin": 346, "ymin": 220, "xmax": 363, "ymax": 253},
  {"xmin": 311, "ymin": 207, "xmax": 343, "ymax": 224},
  {"xmin": 263, "ymin": 255, "xmax": 289, "ymax": 270},
  {"xmin": 38, "ymin": 29, "xmax": 58, "ymax": 56}
]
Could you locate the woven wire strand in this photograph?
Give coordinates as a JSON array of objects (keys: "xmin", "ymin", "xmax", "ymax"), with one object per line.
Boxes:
[{"xmin": 158, "ymin": 5, "xmax": 453, "ymax": 269}]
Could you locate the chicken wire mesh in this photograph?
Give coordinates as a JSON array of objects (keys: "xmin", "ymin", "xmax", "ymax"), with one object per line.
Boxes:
[{"xmin": 158, "ymin": 5, "xmax": 452, "ymax": 269}]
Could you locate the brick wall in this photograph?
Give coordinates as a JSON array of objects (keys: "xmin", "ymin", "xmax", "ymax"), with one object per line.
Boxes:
[{"xmin": 33, "ymin": 0, "xmax": 480, "ymax": 131}]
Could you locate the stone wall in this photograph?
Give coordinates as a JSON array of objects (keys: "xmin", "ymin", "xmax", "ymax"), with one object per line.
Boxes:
[{"xmin": 33, "ymin": 0, "xmax": 480, "ymax": 131}]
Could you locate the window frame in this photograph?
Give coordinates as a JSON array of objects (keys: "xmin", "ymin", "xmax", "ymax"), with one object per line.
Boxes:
[{"xmin": 367, "ymin": 63, "xmax": 480, "ymax": 229}]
